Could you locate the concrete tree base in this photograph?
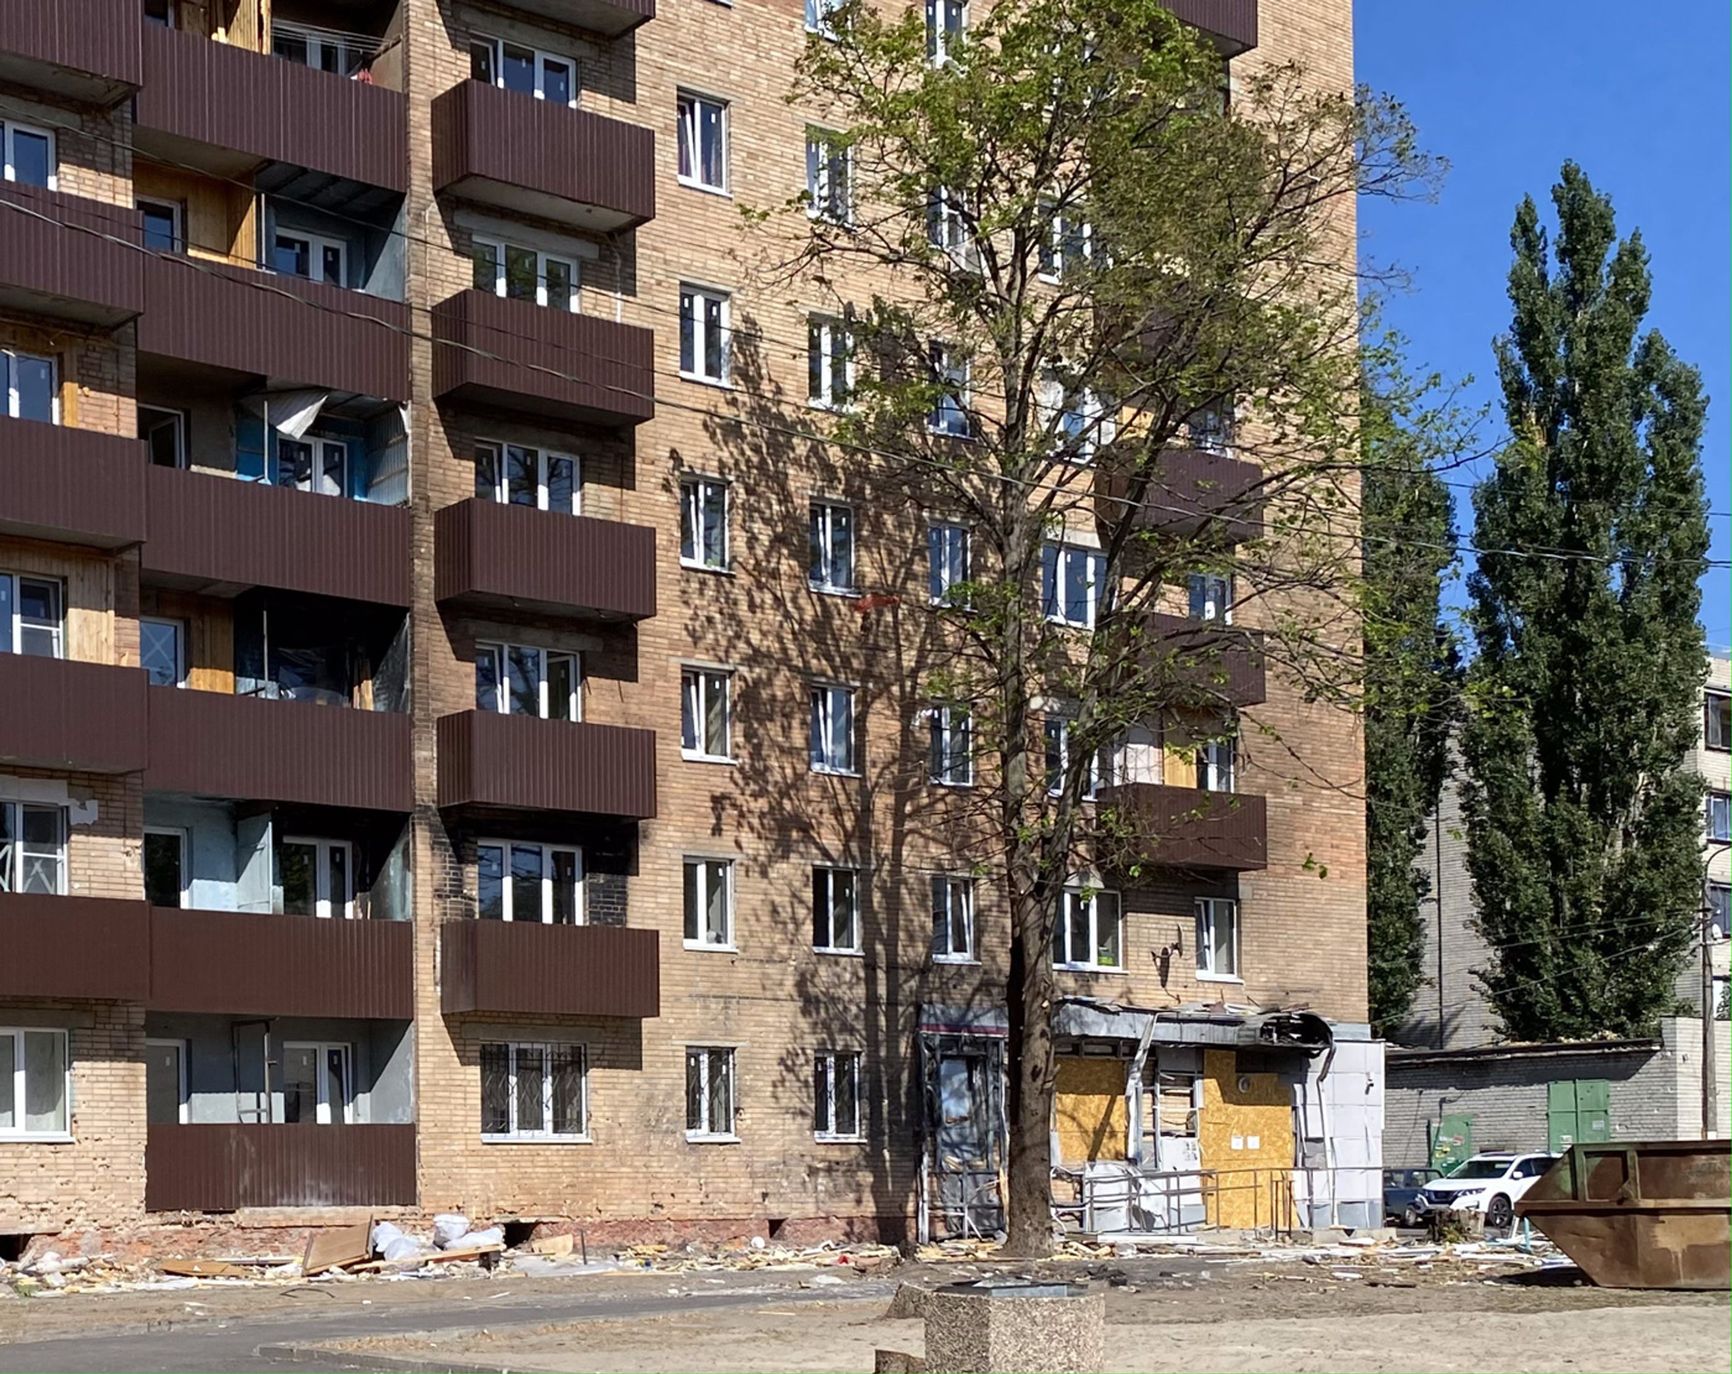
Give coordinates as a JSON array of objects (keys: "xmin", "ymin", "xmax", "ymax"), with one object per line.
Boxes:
[{"xmin": 921, "ymin": 1282, "xmax": 1105, "ymax": 1374}]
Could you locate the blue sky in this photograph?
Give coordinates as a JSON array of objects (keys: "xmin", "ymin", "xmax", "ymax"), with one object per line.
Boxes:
[{"xmin": 1355, "ymin": 0, "xmax": 1731, "ymax": 652}]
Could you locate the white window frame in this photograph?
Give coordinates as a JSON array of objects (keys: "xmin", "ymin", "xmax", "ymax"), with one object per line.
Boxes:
[
  {"xmin": 272, "ymin": 434, "xmax": 349, "ymax": 497},
  {"xmin": 0, "ymin": 121, "xmax": 56, "ymax": 190},
  {"xmin": 280, "ymin": 1040, "xmax": 352, "ymax": 1125},
  {"xmin": 1044, "ymin": 714, "xmax": 1103, "ymax": 800},
  {"xmin": 1043, "ymin": 542, "xmax": 1108, "ymax": 629},
  {"xmin": 813, "ymin": 1049, "xmax": 863, "ymax": 1141},
  {"xmin": 1199, "ymin": 734, "xmax": 1235, "ymax": 793},
  {"xmin": 931, "ymin": 874, "xmax": 975, "ymax": 963},
  {"xmin": 2, "ymin": 350, "xmax": 58, "ymax": 423},
  {"xmin": 140, "ymin": 616, "xmax": 186, "ymax": 688},
  {"xmin": 476, "ymin": 840, "xmax": 584, "ymax": 924},
  {"xmin": 681, "ymin": 666, "xmax": 733, "ymax": 762},
  {"xmin": 476, "ymin": 641, "xmax": 581, "ymax": 722},
  {"xmin": 1054, "ymin": 887, "xmax": 1122, "ymax": 972},
  {"xmin": 676, "ymin": 90, "xmax": 730, "ymax": 195},
  {"xmin": 804, "ymin": 0, "xmax": 844, "ymax": 39},
  {"xmin": 804, "ymin": 129, "xmax": 851, "ymax": 222},
  {"xmin": 144, "ymin": 1036, "xmax": 190, "ymax": 1125},
  {"xmin": 0, "ymin": 1027, "xmax": 71, "ymax": 1141},
  {"xmin": 1043, "ymin": 374, "xmax": 1111, "ymax": 460},
  {"xmin": 277, "ymin": 836, "xmax": 354, "ymax": 920},
  {"xmin": 475, "ymin": 441, "xmax": 580, "ymax": 514},
  {"xmin": 809, "ymin": 682, "xmax": 857, "ymax": 775},
  {"xmin": 808, "ymin": 499, "xmax": 856, "ymax": 593},
  {"xmin": 270, "ymin": 228, "xmax": 347, "ymax": 286},
  {"xmin": 1196, "ymin": 896, "xmax": 1240, "ymax": 981},
  {"xmin": 0, "ymin": 571, "xmax": 64, "ymax": 658},
  {"xmin": 925, "ymin": 186, "xmax": 974, "ymax": 263},
  {"xmin": 679, "ymin": 283, "xmax": 732, "ymax": 384},
  {"xmin": 812, "ymin": 864, "xmax": 860, "ymax": 954},
  {"xmin": 469, "ymin": 35, "xmax": 579, "ymax": 108},
  {"xmin": 928, "ymin": 342, "xmax": 971, "ymax": 437},
  {"xmin": 683, "ymin": 857, "xmax": 734, "ymax": 949},
  {"xmin": 480, "ymin": 1041, "xmax": 589, "ymax": 1142},
  {"xmin": 684, "ymin": 1045, "xmax": 737, "ymax": 1139},
  {"xmin": 1038, "ymin": 202, "xmax": 1092, "ymax": 280},
  {"xmin": 679, "ymin": 474, "xmax": 730, "ymax": 570},
  {"xmin": 143, "ymin": 826, "xmax": 190, "ymax": 909},
  {"xmin": 928, "ymin": 705, "xmax": 974, "ymax": 787},
  {"xmin": 137, "ymin": 196, "xmax": 184, "ymax": 253},
  {"xmin": 0, "ymin": 799, "xmax": 67, "ymax": 895},
  {"xmin": 1706, "ymin": 691, "xmax": 1730, "ymax": 752},
  {"xmin": 139, "ymin": 404, "xmax": 188, "ymax": 468},
  {"xmin": 1188, "ymin": 572, "xmax": 1233, "ymax": 623},
  {"xmin": 471, "ymin": 236, "xmax": 581, "ymax": 312},
  {"xmin": 1187, "ymin": 400, "xmax": 1235, "ymax": 456},
  {"xmin": 928, "ymin": 521, "xmax": 970, "ymax": 606},
  {"xmin": 926, "ymin": 0, "xmax": 966, "ymax": 65},
  {"xmin": 807, "ymin": 314, "xmax": 854, "ymax": 409},
  {"xmin": 1709, "ymin": 792, "xmax": 1732, "ymax": 844}
]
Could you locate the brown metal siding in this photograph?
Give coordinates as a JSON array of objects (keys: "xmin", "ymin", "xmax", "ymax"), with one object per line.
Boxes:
[
  {"xmin": 145, "ymin": 1124, "xmax": 417, "ymax": 1212},
  {"xmin": 0, "ymin": 418, "xmax": 147, "ymax": 548},
  {"xmin": 1100, "ymin": 783, "xmax": 1268, "ymax": 871},
  {"xmin": 441, "ymin": 921, "xmax": 660, "ymax": 1018},
  {"xmin": 434, "ymin": 499, "xmax": 656, "ymax": 621},
  {"xmin": 0, "ymin": 894, "xmax": 150, "ymax": 1001},
  {"xmin": 509, "ymin": 0, "xmax": 655, "ymax": 38},
  {"xmin": 436, "ymin": 711, "xmax": 657, "ymax": 819},
  {"xmin": 137, "ymin": 253, "xmax": 411, "ymax": 402},
  {"xmin": 0, "ymin": 655, "xmax": 149, "ymax": 773},
  {"xmin": 0, "ymin": 0, "xmax": 142, "ymax": 101},
  {"xmin": 1143, "ymin": 612, "xmax": 1267, "ymax": 708},
  {"xmin": 136, "ymin": 25, "xmax": 407, "ymax": 192},
  {"xmin": 0, "ymin": 183, "xmax": 144, "ymax": 325},
  {"xmin": 1097, "ymin": 449, "xmax": 1265, "ymax": 544},
  {"xmin": 143, "ymin": 466, "xmax": 413, "ymax": 606},
  {"xmin": 431, "ymin": 290, "xmax": 655, "ymax": 427},
  {"xmin": 1163, "ymin": 0, "xmax": 1258, "ymax": 51},
  {"xmin": 432, "ymin": 81, "xmax": 655, "ymax": 231},
  {"xmin": 146, "ymin": 686, "xmax": 414, "ymax": 812},
  {"xmin": 148, "ymin": 909, "xmax": 413, "ymax": 1019}
]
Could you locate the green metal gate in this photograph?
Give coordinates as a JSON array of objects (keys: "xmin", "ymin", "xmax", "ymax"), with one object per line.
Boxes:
[
  {"xmin": 1547, "ymin": 1079, "xmax": 1612, "ymax": 1152},
  {"xmin": 1429, "ymin": 1112, "xmax": 1474, "ymax": 1171}
]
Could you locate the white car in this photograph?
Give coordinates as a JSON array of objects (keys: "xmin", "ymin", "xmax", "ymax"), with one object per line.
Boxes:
[{"xmin": 1414, "ymin": 1152, "xmax": 1557, "ymax": 1231}]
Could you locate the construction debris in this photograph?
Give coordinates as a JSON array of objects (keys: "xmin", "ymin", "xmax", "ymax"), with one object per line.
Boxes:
[{"xmin": 303, "ymin": 1219, "xmax": 373, "ymax": 1277}]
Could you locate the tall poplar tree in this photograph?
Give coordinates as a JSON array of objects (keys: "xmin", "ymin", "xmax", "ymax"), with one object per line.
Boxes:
[{"xmin": 1463, "ymin": 164, "xmax": 1710, "ymax": 1040}]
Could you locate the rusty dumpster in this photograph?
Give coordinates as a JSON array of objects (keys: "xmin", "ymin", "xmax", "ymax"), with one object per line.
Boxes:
[{"xmin": 1515, "ymin": 1139, "xmax": 1730, "ymax": 1290}]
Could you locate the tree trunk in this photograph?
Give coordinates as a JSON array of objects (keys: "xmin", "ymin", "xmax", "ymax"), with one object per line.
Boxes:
[{"xmin": 1003, "ymin": 882, "xmax": 1057, "ymax": 1256}]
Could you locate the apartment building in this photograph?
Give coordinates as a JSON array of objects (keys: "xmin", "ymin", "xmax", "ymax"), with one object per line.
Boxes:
[{"xmin": 0, "ymin": 0, "xmax": 1364, "ymax": 1251}]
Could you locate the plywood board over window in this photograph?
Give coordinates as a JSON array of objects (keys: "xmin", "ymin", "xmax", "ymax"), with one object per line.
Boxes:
[
  {"xmin": 1198, "ymin": 1048, "xmax": 1296, "ymax": 1229},
  {"xmin": 1054, "ymin": 1055, "xmax": 1128, "ymax": 1165}
]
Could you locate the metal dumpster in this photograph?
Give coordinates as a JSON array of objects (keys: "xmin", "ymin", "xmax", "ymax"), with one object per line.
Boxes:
[{"xmin": 1515, "ymin": 1139, "xmax": 1730, "ymax": 1290}]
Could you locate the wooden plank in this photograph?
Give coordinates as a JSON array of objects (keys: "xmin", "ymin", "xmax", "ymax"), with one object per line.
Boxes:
[{"xmin": 302, "ymin": 1216, "xmax": 372, "ymax": 1276}]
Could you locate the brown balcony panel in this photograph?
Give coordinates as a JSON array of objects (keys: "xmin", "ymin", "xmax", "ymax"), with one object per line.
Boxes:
[
  {"xmin": 1163, "ymin": 0, "xmax": 1258, "ymax": 53},
  {"xmin": 146, "ymin": 687, "xmax": 413, "ymax": 812},
  {"xmin": 143, "ymin": 466, "xmax": 412, "ymax": 605},
  {"xmin": 441, "ymin": 920, "xmax": 660, "ymax": 1018},
  {"xmin": 149, "ymin": 908, "xmax": 413, "ymax": 1019},
  {"xmin": 432, "ymin": 290, "xmax": 654, "ymax": 428},
  {"xmin": 437, "ymin": 711, "xmax": 656, "ymax": 820},
  {"xmin": 138, "ymin": 254, "xmax": 410, "ymax": 402},
  {"xmin": 0, "ymin": 184, "xmax": 144, "ymax": 326},
  {"xmin": 0, "ymin": 655, "xmax": 148, "ymax": 773},
  {"xmin": 433, "ymin": 82, "xmax": 654, "ymax": 232},
  {"xmin": 1144, "ymin": 612, "xmax": 1266, "ymax": 708},
  {"xmin": 136, "ymin": 25, "xmax": 407, "ymax": 190},
  {"xmin": 498, "ymin": 0, "xmax": 655, "ymax": 38},
  {"xmin": 1099, "ymin": 449, "xmax": 1264, "ymax": 544},
  {"xmin": 1099, "ymin": 783, "xmax": 1267, "ymax": 871},
  {"xmin": 0, "ymin": 894, "xmax": 149, "ymax": 1001},
  {"xmin": 0, "ymin": 419, "xmax": 146, "ymax": 548},
  {"xmin": 435, "ymin": 499, "xmax": 656, "ymax": 622},
  {"xmin": 145, "ymin": 1123, "xmax": 417, "ymax": 1212},
  {"xmin": 0, "ymin": 0, "xmax": 142, "ymax": 104}
]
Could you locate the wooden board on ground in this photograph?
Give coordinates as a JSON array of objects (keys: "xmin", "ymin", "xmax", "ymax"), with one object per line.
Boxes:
[
  {"xmin": 157, "ymin": 1259, "xmax": 259, "ymax": 1278},
  {"xmin": 349, "ymin": 1244, "xmax": 504, "ymax": 1273},
  {"xmin": 303, "ymin": 1217, "xmax": 373, "ymax": 1276}
]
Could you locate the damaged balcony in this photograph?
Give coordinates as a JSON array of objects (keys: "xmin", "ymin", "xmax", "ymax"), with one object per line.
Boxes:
[
  {"xmin": 1097, "ymin": 783, "xmax": 1267, "ymax": 871},
  {"xmin": 0, "ymin": 0, "xmax": 142, "ymax": 105},
  {"xmin": 0, "ymin": 185, "xmax": 144, "ymax": 327},
  {"xmin": 0, "ymin": 894, "xmax": 150, "ymax": 1002},
  {"xmin": 435, "ymin": 498, "xmax": 656, "ymax": 622},
  {"xmin": 0, "ymin": 652, "xmax": 148, "ymax": 774},
  {"xmin": 0, "ymin": 418, "xmax": 147, "ymax": 549},
  {"xmin": 436, "ymin": 712, "xmax": 657, "ymax": 820},
  {"xmin": 1142, "ymin": 612, "xmax": 1266, "ymax": 709},
  {"xmin": 441, "ymin": 920, "xmax": 660, "ymax": 1018}
]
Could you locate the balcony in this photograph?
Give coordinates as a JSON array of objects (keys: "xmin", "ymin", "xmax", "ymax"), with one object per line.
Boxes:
[
  {"xmin": 143, "ymin": 466, "xmax": 411, "ymax": 606},
  {"xmin": 1096, "ymin": 448, "xmax": 1264, "ymax": 545},
  {"xmin": 0, "ymin": 184, "xmax": 144, "ymax": 327},
  {"xmin": 436, "ymin": 711, "xmax": 656, "ymax": 820},
  {"xmin": 135, "ymin": 24, "xmax": 407, "ymax": 191},
  {"xmin": 0, "ymin": 655, "xmax": 148, "ymax": 774},
  {"xmin": 441, "ymin": 920, "xmax": 660, "ymax": 1018},
  {"xmin": 1163, "ymin": 0, "xmax": 1258, "ymax": 54},
  {"xmin": 496, "ymin": 0, "xmax": 655, "ymax": 38},
  {"xmin": 146, "ymin": 686, "xmax": 413, "ymax": 813},
  {"xmin": 0, "ymin": 418, "xmax": 146, "ymax": 548},
  {"xmin": 149, "ymin": 909, "xmax": 413, "ymax": 1020},
  {"xmin": 0, "ymin": 894, "xmax": 149, "ymax": 1001},
  {"xmin": 1098, "ymin": 783, "xmax": 1267, "ymax": 871},
  {"xmin": 433, "ymin": 81, "xmax": 654, "ymax": 233},
  {"xmin": 435, "ymin": 499, "xmax": 656, "ymax": 622},
  {"xmin": 432, "ymin": 290, "xmax": 654, "ymax": 428},
  {"xmin": 1143, "ymin": 612, "xmax": 1266, "ymax": 709},
  {"xmin": 0, "ymin": 0, "xmax": 141, "ymax": 105},
  {"xmin": 137, "ymin": 254, "xmax": 410, "ymax": 403},
  {"xmin": 145, "ymin": 1123, "xmax": 417, "ymax": 1212}
]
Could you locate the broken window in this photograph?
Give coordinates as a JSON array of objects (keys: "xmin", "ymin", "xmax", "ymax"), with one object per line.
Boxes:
[
  {"xmin": 685, "ymin": 1046, "xmax": 735, "ymax": 1138},
  {"xmin": 813, "ymin": 1050, "xmax": 862, "ymax": 1139},
  {"xmin": 481, "ymin": 1041, "xmax": 586, "ymax": 1140}
]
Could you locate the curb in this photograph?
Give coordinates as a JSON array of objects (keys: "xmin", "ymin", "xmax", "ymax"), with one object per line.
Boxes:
[{"xmin": 257, "ymin": 1341, "xmax": 523, "ymax": 1374}]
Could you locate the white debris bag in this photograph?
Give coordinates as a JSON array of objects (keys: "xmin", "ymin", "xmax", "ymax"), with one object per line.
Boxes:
[
  {"xmin": 370, "ymin": 1221, "xmax": 405, "ymax": 1252},
  {"xmin": 381, "ymin": 1235, "xmax": 431, "ymax": 1263},
  {"xmin": 432, "ymin": 1214, "xmax": 471, "ymax": 1249},
  {"xmin": 454, "ymin": 1227, "xmax": 504, "ymax": 1249}
]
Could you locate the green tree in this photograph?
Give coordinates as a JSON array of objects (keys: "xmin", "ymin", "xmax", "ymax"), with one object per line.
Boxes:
[{"xmin": 1462, "ymin": 163, "xmax": 1710, "ymax": 1041}]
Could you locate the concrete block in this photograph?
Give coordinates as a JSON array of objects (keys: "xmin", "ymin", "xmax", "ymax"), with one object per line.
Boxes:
[{"xmin": 924, "ymin": 1282, "xmax": 1105, "ymax": 1374}]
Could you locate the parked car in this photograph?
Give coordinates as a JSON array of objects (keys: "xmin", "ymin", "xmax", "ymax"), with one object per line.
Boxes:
[
  {"xmin": 1415, "ymin": 1152, "xmax": 1558, "ymax": 1231},
  {"xmin": 1383, "ymin": 1167, "xmax": 1440, "ymax": 1226}
]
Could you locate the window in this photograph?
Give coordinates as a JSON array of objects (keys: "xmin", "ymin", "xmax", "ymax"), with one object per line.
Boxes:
[
  {"xmin": 1706, "ymin": 691, "xmax": 1730, "ymax": 751},
  {"xmin": 1709, "ymin": 792, "xmax": 1732, "ymax": 844},
  {"xmin": 1188, "ymin": 572, "xmax": 1232, "ymax": 622},
  {"xmin": 685, "ymin": 1046, "xmax": 736, "ymax": 1137},
  {"xmin": 281, "ymin": 1042, "xmax": 351, "ymax": 1124},
  {"xmin": 813, "ymin": 1050, "xmax": 862, "ymax": 1139},
  {"xmin": 0, "ymin": 122, "xmax": 54, "ymax": 189},
  {"xmin": 812, "ymin": 865, "xmax": 859, "ymax": 953},
  {"xmin": 0, "ymin": 801, "xmax": 65, "ymax": 895},
  {"xmin": 928, "ymin": 522, "xmax": 970, "ymax": 606},
  {"xmin": 1038, "ymin": 201, "xmax": 1091, "ymax": 279},
  {"xmin": 0, "ymin": 573, "xmax": 63, "ymax": 657},
  {"xmin": 929, "ymin": 343, "xmax": 970, "ymax": 436},
  {"xmin": 276, "ymin": 837, "xmax": 353, "ymax": 919},
  {"xmin": 1042, "ymin": 542, "xmax": 1108, "ymax": 628},
  {"xmin": 1054, "ymin": 888, "xmax": 1121, "ymax": 970},
  {"xmin": 140, "ymin": 617, "xmax": 185, "ymax": 688},
  {"xmin": 807, "ymin": 315, "xmax": 854, "ymax": 408},
  {"xmin": 481, "ymin": 1042, "xmax": 587, "ymax": 1140},
  {"xmin": 0, "ymin": 1028, "xmax": 69, "ymax": 1139},
  {"xmin": 476, "ymin": 642, "xmax": 580, "ymax": 722},
  {"xmin": 804, "ymin": 130, "xmax": 851, "ymax": 222},
  {"xmin": 804, "ymin": 0, "xmax": 843, "ymax": 38},
  {"xmin": 475, "ymin": 441, "xmax": 579, "ymax": 514},
  {"xmin": 931, "ymin": 875, "xmax": 975, "ymax": 961},
  {"xmin": 138, "ymin": 198, "xmax": 183, "ymax": 253},
  {"xmin": 1042, "ymin": 375, "xmax": 1109, "ymax": 459},
  {"xmin": 270, "ymin": 229, "xmax": 346, "ymax": 287},
  {"xmin": 143, "ymin": 0, "xmax": 176, "ymax": 26},
  {"xmin": 144, "ymin": 1039, "xmax": 187, "ymax": 1126},
  {"xmin": 808, "ymin": 500, "xmax": 856, "ymax": 592},
  {"xmin": 679, "ymin": 285, "xmax": 731, "ymax": 383},
  {"xmin": 676, "ymin": 92, "xmax": 728, "ymax": 193},
  {"xmin": 271, "ymin": 436, "xmax": 348, "ymax": 497},
  {"xmin": 925, "ymin": 186, "xmax": 971, "ymax": 259},
  {"xmin": 926, "ymin": 0, "xmax": 966, "ymax": 63},
  {"xmin": 3, "ymin": 351, "xmax": 56, "ymax": 423},
  {"xmin": 1710, "ymin": 883, "xmax": 1731, "ymax": 941},
  {"xmin": 471, "ymin": 238, "xmax": 579, "ymax": 311},
  {"xmin": 478, "ymin": 842, "xmax": 583, "ymax": 924},
  {"xmin": 1198, "ymin": 734, "xmax": 1235, "ymax": 793},
  {"xmin": 1186, "ymin": 400, "xmax": 1234, "ymax": 455},
  {"xmin": 139, "ymin": 405, "xmax": 187, "ymax": 468},
  {"xmin": 929, "ymin": 705, "xmax": 973, "ymax": 786},
  {"xmin": 1044, "ymin": 715, "xmax": 1102, "ymax": 799},
  {"xmin": 809, "ymin": 683, "xmax": 856, "ymax": 774},
  {"xmin": 143, "ymin": 828, "xmax": 187, "ymax": 908},
  {"xmin": 272, "ymin": 19, "xmax": 375, "ymax": 76},
  {"xmin": 683, "ymin": 857, "xmax": 733, "ymax": 947},
  {"xmin": 679, "ymin": 475, "xmax": 729, "ymax": 570},
  {"xmin": 1196, "ymin": 896, "xmax": 1239, "ymax": 978},
  {"xmin": 681, "ymin": 667, "xmax": 732, "ymax": 761},
  {"xmin": 469, "ymin": 36, "xmax": 578, "ymax": 107}
]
